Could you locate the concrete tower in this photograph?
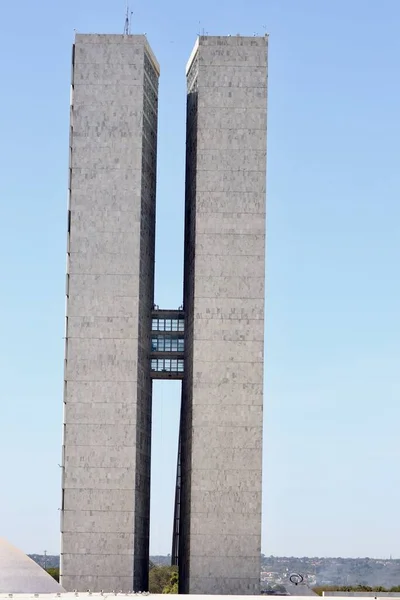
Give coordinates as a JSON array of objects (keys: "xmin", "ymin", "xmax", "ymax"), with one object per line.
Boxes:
[
  {"xmin": 61, "ymin": 34, "xmax": 159, "ymax": 593},
  {"xmin": 61, "ymin": 32, "xmax": 268, "ymax": 596},
  {"xmin": 180, "ymin": 35, "xmax": 268, "ymax": 595}
]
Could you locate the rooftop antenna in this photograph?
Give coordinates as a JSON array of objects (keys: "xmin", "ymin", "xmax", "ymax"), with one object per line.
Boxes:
[
  {"xmin": 124, "ymin": 1, "xmax": 133, "ymax": 35},
  {"xmin": 197, "ymin": 21, "xmax": 207, "ymax": 37}
]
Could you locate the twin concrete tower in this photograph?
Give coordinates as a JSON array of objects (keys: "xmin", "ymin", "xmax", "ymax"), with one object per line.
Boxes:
[{"xmin": 61, "ymin": 32, "xmax": 268, "ymax": 595}]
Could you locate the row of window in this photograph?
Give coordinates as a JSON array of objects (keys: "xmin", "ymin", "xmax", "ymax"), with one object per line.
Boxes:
[
  {"xmin": 151, "ymin": 336, "xmax": 184, "ymax": 352},
  {"xmin": 152, "ymin": 318, "xmax": 184, "ymax": 332},
  {"xmin": 151, "ymin": 359, "xmax": 184, "ymax": 373},
  {"xmin": 144, "ymin": 53, "xmax": 159, "ymax": 91},
  {"xmin": 187, "ymin": 53, "xmax": 198, "ymax": 92}
]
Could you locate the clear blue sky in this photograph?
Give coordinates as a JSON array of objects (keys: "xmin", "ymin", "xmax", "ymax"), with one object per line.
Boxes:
[{"xmin": 0, "ymin": 0, "xmax": 399, "ymax": 559}]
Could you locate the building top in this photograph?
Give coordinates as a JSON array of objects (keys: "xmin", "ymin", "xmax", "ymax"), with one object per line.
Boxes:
[
  {"xmin": 74, "ymin": 33, "xmax": 160, "ymax": 75},
  {"xmin": 186, "ymin": 34, "xmax": 268, "ymax": 74}
]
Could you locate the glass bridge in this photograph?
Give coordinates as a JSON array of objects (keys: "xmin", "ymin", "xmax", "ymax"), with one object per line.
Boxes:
[{"xmin": 150, "ymin": 308, "xmax": 185, "ymax": 379}]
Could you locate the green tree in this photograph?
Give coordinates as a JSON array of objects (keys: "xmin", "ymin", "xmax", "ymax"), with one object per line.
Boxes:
[
  {"xmin": 163, "ymin": 570, "xmax": 178, "ymax": 594},
  {"xmin": 149, "ymin": 566, "xmax": 178, "ymax": 593},
  {"xmin": 46, "ymin": 567, "xmax": 60, "ymax": 582}
]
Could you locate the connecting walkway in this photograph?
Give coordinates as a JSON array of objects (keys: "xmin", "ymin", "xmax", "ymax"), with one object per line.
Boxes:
[{"xmin": 150, "ymin": 308, "xmax": 185, "ymax": 379}]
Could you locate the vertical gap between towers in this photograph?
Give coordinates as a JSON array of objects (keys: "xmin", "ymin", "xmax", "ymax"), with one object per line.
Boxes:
[
  {"xmin": 150, "ymin": 381, "xmax": 182, "ymax": 562},
  {"xmin": 149, "ymin": 37, "xmax": 186, "ymax": 569}
]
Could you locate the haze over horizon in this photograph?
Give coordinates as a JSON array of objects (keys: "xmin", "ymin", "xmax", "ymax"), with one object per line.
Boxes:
[{"xmin": 0, "ymin": 0, "xmax": 399, "ymax": 559}]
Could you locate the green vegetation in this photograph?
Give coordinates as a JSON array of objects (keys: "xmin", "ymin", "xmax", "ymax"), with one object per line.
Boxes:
[
  {"xmin": 149, "ymin": 565, "xmax": 178, "ymax": 594},
  {"xmin": 46, "ymin": 567, "xmax": 60, "ymax": 582},
  {"xmin": 162, "ymin": 569, "xmax": 178, "ymax": 594},
  {"xmin": 313, "ymin": 585, "xmax": 400, "ymax": 596}
]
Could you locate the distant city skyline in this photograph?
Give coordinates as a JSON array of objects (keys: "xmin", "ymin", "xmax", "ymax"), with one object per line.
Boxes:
[
  {"xmin": 29, "ymin": 553, "xmax": 400, "ymax": 590},
  {"xmin": 0, "ymin": 0, "xmax": 400, "ymax": 560}
]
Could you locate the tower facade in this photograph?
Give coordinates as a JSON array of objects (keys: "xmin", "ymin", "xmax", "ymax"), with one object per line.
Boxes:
[
  {"xmin": 61, "ymin": 32, "xmax": 267, "ymax": 595},
  {"xmin": 61, "ymin": 34, "xmax": 159, "ymax": 592},
  {"xmin": 180, "ymin": 35, "xmax": 268, "ymax": 595}
]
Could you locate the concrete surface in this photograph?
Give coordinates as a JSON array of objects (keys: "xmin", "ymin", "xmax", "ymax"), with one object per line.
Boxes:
[
  {"xmin": 180, "ymin": 35, "xmax": 268, "ymax": 595},
  {"xmin": 62, "ymin": 34, "xmax": 159, "ymax": 593}
]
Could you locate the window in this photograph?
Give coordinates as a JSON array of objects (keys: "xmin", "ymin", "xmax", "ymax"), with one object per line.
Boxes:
[
  {"xmin": 151, "ymin": 315, "xmax": 185, "ymax": 334},
  {"xmin": 150, "ymin": 335, "xmax": 184, "ymax": 353},
  {"xmin": 150, "ymin": 358, "xmax": 185, "ymax": 373}
]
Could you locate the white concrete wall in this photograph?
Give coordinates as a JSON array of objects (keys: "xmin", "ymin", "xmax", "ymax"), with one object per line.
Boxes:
[
  {"xmin": 181, "ymin": 35, "xmax": 268, "ymax": 595},
  {"xmin": 62, "ymin": 34, "xmax": 159, "ymax": 593}
]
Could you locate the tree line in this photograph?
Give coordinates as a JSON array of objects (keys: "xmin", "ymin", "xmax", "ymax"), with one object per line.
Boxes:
[
  {"xmin": 314, "ymin": 585, "xmax": 400, "ymax": 596},
  {"xmin": 45, "ymin": 566, "xmax": 178, "ymax": 593}
]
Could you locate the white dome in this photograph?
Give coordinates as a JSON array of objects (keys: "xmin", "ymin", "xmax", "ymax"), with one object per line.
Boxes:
[{"xmin": 0, "ymin": 538, "xmax": 65, "ymax": 593}]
